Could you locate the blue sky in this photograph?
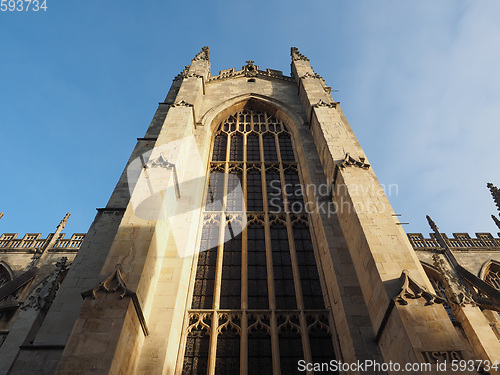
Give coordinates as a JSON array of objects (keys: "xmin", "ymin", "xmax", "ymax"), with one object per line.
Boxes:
[{"xmin": 1, "ymin": 0, "xmax": 499, "ymax": 238}]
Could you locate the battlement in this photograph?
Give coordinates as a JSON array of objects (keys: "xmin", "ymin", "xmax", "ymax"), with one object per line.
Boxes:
[
  {"xmin": 0, "ymin": 233, "xmax": 85, "ymax": 252},
  {"xmin": 408, "ymin": 232, "xmax": 500, "ymax": 251}
]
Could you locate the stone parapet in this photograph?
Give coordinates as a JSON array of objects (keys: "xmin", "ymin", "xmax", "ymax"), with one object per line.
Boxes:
[
  {"xmin": 0, "ymin": 233, "xmax": 85, "ymax": 253},
  {"xmin": 409, "ymin": 233, "xmax": 500, "ymax": 251}
]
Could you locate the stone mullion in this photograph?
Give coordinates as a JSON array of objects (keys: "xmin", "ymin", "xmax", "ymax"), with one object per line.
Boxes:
[
  {"xmin": 207, "ymin": 310, "xmax": 219, "ymax": 375},
  {"xmin": 275, "ymin": 124, "xmax": 289, "ymax": 215},
  {"xmin": 260, "ymin": 114, "xmax": 280, "ymax": 374},
  {"xmin": 242, "ymin": 166, "xmax": 248, "ymax": 311},
  {"xmin": 285, "ymin": 214, "xmax": 313, "ymax": 371},
  {"xmin": 240, "ymin": 134, "xmax": 249, "ymax": 374},
  {"xmin": 275, "ymin": 123, "xmax": 312, "ymax": 366},
  {"xmin": 240, "ymin": 311, "xmax": 248, "ymax": 375},
  {"xmin": 207, "ymin": 143, "xmax": 229, "ymax": 374},
  {"xmin": 175, "ymin": 213, "xmax": 213, "ymax": 374},
  {"xmin": 224, "ymin": 124, "xmax": 231, "ymax": 163},
  {"xmin": 270, "ymin": 311, "xmax": 281, "ymax": 375},
  {"xmin": 206, "ymin": 212, "xmax": 225, "ymax": 375},
  {"xmin": 174, "ymin": 312, "xmax": 194, "ymax": 374},
  {"xmin": 299, "ymin": 312, "xmax": 313, "ymax": 375}
]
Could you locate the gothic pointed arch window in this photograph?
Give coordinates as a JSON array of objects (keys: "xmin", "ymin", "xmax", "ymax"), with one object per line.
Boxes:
[
  {"xmin": 421, "ymin": 262, "xmax": 456, "ymax": 324},
  {"xmin": 179, "ymin": 107, "xmax": 337, "ymax": 374},
  {"xmin": 482, "ymin": 260, "xmax": 500, "ymax": 291},
  {"xmin": 0, "ymin": 261, "xmax": 14, "ymax": 321}
]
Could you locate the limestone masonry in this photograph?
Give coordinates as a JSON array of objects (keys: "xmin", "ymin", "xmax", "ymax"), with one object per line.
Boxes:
[{"xmin": 1, "ymin": 47, "xmax": 500, "ymax": 374}]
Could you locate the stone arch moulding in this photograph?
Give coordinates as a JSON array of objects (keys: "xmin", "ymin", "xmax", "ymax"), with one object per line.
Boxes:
[
  {"xmin": 200, "ymin": 93, "xmax": 307, "ymax": 136},
  {"xmin": 479, "ymin": 259, "xmax": 500, "ymax": 281},
  {"xmin": 0, "ymin": 260, "xmax": 15, "ymax": 283},
  {"xmin": 200, "ymin": 93, "xmax": 319, "ymax": 220}
]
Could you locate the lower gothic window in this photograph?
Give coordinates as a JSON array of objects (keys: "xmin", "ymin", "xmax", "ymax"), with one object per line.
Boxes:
[
  {"xmin": 0, "ymin": 264, "xmax": 11, "ymax": 288},
  {"xmin": 422, "ymin": 263, "xmax": 456, "ymax": 323},
  {"xmin": 484, "ymin": 261, "xmax": 500, "ymax": 291},
  {"xmin": 180, "ymin": 108, "xmax": 337, "ymax": 374},
  {"xmin": 0, "ymin": 262, "xmax": 13, "ymax": 321}
]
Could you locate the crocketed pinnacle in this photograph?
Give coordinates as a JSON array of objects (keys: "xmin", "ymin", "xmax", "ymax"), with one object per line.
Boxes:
[
  {"xmin": 491, "ymin": 215, "xmax": 500, "ymax": 230},
  {"xmin": 487, "ymin": 183, "xmax": 500, "ymax": 212},
  {"xmin": 291, "ymin": 47, "xmax": 309, "ymax": 62},
  {"xmin": 192, "ymin": 46, "xmax": 210, "ymax": 62}
]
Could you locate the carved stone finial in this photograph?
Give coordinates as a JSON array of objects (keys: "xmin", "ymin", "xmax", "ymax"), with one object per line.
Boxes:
[
  {"xmin": 426, "ymin": 215, "xmax": 439, "ymax": 233},
  {"xmin": 56, "ymin": 212, "xmax": 71, "ymax": 232},
  {"xmin": 291, "ymin": 47, "xmax": 310, "ymax": 62},
  {"xmin": 426, "ymin": 215, "xmax": 452, "ymax": 254},
  {"xmin": 192, "ymin": 46, "xmax": 210, "ymax": 62},
  {"xmin": 169, "ymin": 99, "xmax": 194, "ymax": 108},
  {"xmin": 243, "ymin": 60, "xmax": 258, "ymax": 76},
  {"xmin": 0, "ymin": 212, "xmax": 3, "ymax": 220},
  {"xmin": 300, "ymin": 72, "xmax": 321, "ymax": 79}
]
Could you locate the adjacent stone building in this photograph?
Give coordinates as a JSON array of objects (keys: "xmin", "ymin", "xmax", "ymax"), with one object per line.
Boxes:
[{"xmin": 1, "ymin": 47, "xmax": 500, "ymax": 374}]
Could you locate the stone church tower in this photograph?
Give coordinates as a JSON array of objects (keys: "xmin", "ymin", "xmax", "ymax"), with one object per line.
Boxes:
[{"xmin": 2, "ymin": 47, "xmax": 500, "ymax": 374}]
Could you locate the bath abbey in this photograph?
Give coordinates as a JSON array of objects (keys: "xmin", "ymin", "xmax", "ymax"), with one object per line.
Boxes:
[{"xmin": 1, "ymin": 47, "xmax": 500, "ymax": 374}]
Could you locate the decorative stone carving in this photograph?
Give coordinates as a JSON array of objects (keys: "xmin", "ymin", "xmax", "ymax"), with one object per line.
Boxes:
[
  {"xmin": 300, "ymin": 72, "xmax": 321, "ymax": 79},
  {"xmin": 145, "ymin": 154, "xmax": 180, "ymax": 199},
  {"xmin": 146, "ymin": 154, "xmax": 174, "ymax": 169},
  {"xmin": 247, "ymin": 313, "xmax": 271, "ymax": 334},
  {"xmin": 81, "ymin": 264, "xmax": 149, "ymax": 336},
  {"xmin": 208, "ymin": 66, "xmax": 293, "ymax": 83},
  {"xmin": 241, "ymin": 60, "xmax": 257, "ymax": 77},
  {"xmin": 313, "ymin": 99, "xmax": 337, "ymax": 108},
  {"xmin": 170, "ymin": 99, "xmax": 194, "ymax": 108},
  {"xmin": 427, "ymin": 216, "xmax": 500, "ymax": 310},
  {"xmin": 192, "ymin": 46, "xmax": 209, "ymax": 61},
  {"xmin": 81, "ymin": 264, "xmax": 134, "ymax": 300},
  {"xmin": 266, "ymin": 68, "xmax": 283, "ymax": 78},
  {"xmin": 291, "ymin": 47, "xmax": 310, "ymax": 61},
  {"xmin": 337, "ymin": 153, "xmax": 370, "ymax": 170},
  {"xmin": 21, "ymin": 257, "xmax": 68, "ymax": 311},
  {"xmin": 432, "ymin": 254, "xmax": 476, "ymax": 307},
  {"xmin": 174, "ymin": 66, "xmax": 190, "ymax": 81},
  {"xmin": 394, "ymin": 269, "xmax": 445, "ymax": 305}
]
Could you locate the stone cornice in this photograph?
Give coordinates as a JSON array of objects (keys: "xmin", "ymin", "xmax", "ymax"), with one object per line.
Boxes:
[{"xmin": 207, "ymin": 68, "xmax": 295, "ymax": 83}]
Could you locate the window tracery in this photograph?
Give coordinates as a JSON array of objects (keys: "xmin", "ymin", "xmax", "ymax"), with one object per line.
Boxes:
[
  {"xmin": 484, "ymin": 262, "xmax": 500, "ymax": 291},
  {"xmin": 180, "ymin": 108, "xmax": 336, "ymax": 374}
]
